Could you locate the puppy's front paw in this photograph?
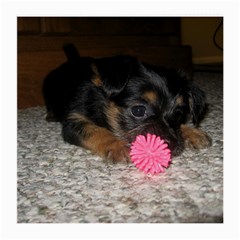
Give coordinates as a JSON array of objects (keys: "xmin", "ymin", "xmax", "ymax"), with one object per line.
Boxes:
[
  {"xmin": 76, "ymin": 121, "xmax": 130, "ymax": 163},
  {"xmin": 181, "ymin": 125, "xmax": 212, "ymax": 149},
  {"xmin": 104, "ymin": 140, "xmax": 130, "ymax": 163}
]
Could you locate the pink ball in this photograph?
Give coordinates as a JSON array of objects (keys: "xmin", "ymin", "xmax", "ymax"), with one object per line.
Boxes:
[{"xmin": 130, "ymin": 133, "xmax": 171, "ymax": 175}]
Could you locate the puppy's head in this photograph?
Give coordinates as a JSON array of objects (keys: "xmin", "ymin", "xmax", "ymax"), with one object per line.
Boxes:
[{"xmin": 93, "ymin": 56, "xmax": 206, "ymax": 156}]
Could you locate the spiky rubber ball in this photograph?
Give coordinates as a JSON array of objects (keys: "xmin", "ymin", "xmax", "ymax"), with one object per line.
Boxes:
[{"xmin": 130, "ymin": 133, "xmax": 171, "ymax": 175}]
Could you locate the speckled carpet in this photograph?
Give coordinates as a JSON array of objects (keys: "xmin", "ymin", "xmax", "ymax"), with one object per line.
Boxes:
[{"xmin": 17, "ymin": 71, "xmax": 223, "ymax": 223}]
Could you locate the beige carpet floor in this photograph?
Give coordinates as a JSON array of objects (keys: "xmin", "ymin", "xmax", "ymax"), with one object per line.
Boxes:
[{"xmin": 17, "ymin": 71, "xmax": 223, "ymax": 223}]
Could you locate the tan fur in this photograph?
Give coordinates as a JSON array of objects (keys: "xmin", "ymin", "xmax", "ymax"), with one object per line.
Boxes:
[
  {"xmin": 181, "ymin": 125, "xmax": 212, "ymax": 149},
  {"xmin": 91, "ymin": 64, "xmax": 103, "ymax": 87},
  {"xmin": 176, "ymin": 95, "xmax": 184, "ymax": 105},
  {"xmin": 105, "ymin": 102, "xmax": 125, "ymax": 138},
  {"xmin": 142, "ymin": 90, "xmax": 157, "ymax": 104},
  {"xmin": 68, "ymin": 112, "xmax": 89, "ymax": 122},
  {"xmin": 68, "ymin": 112, "xmax": 129, "ymax": 162}
]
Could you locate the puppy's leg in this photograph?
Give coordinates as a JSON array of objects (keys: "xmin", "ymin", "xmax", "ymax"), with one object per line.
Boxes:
[
  {"xmin": 62, "ymin": 113, "xmax": 129, "ymax": 163},
  {"xmin": 180, "ymin": 125, "xmax": 212, "ymax": 149}
]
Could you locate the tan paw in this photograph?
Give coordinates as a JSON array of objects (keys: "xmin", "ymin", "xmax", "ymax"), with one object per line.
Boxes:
[
  {"xmin": 181, "ymin": 125, "xmax": 212, "ymax": 149},
  {"xmin": 104, "ymin": 140, "xmax": 130, "ymax": 163}
]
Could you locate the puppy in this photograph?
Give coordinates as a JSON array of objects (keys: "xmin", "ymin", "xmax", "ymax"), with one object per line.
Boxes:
[{"xmin": 43, "ymin": 44, "xmax": 211, "ymax": 163}]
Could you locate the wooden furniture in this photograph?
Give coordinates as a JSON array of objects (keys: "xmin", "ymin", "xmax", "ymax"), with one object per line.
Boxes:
[{"xmin": 18, "ymin": 17, "xmax": 192, "ymax": 109}]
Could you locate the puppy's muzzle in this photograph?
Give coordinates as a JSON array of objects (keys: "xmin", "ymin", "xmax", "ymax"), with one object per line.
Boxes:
[{"xmin": 126, "ymin": 122, "xmax": 184, "ymax": 156}]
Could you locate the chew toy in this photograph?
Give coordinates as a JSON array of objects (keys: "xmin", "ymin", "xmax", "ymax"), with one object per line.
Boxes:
[{"xmin": 130, "ymin": 133, "xmax": 171, "ymax": 175}]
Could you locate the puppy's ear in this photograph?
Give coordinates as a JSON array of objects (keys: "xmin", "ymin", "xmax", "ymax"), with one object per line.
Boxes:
[
  {"xmin": 187, "ymin": 84, "xmax": 206, "ymax": 125},
  {"xmin": 93, "ymin": 55, "xmax": 139, "ymax": 97}
]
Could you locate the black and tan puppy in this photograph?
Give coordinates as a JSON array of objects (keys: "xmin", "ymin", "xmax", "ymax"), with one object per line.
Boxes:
[{"xmin": 43, "ymin": 44, "xmax": 211, "ymax": 163}]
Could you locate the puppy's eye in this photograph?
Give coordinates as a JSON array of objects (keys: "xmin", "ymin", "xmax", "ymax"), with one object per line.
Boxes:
[{"xmin": 131, "ymin": 105, "xmax": 146, "ymax": 118}]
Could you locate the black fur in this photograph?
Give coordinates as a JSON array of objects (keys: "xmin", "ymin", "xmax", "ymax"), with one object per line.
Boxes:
[{"xmin": 43, "ymin": 44, "xmax": 210, "ymax": 160}]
